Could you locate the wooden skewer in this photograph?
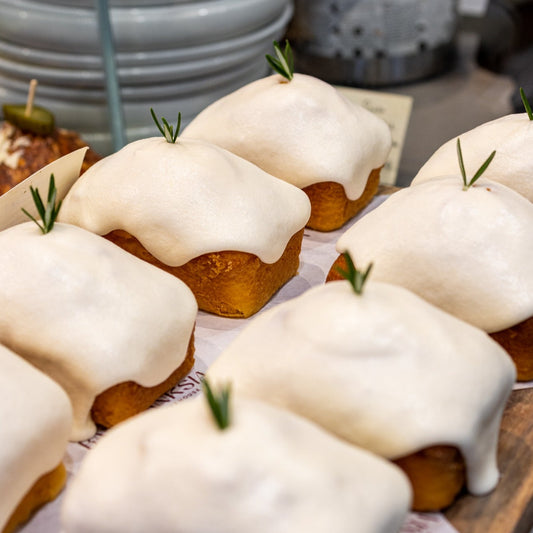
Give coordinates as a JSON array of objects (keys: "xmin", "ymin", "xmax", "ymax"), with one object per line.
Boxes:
[{"xmin": 25, "ymin": 79, "xmax": 38, "ymax": 117}]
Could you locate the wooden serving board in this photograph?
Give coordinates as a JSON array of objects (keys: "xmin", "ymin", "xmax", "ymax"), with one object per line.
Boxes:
[{"xmin": 445, "ymin": 387, "xmax": 533, "ymax": 533}]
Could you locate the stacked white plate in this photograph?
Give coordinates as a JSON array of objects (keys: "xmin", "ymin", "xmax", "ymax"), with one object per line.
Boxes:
[{"xmin": 0, "ymin": 0, "xmax": 293, "ymax": 154}]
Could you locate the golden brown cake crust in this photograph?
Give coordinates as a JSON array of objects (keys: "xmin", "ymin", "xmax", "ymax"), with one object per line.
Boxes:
[
  {"xmin": 104, "ymin": 229, "xmax": 305, "ymax": 318},
  {"xmin": 302, "ymin": 167, "xmax": 381, "ymax": 232},
  {"xmin": 91, "ymin": 334, "xmax": 196, "ymax": 429},
  {"xmin": 3, "ymin": 462, "xmax": 66, "ymax": 533},
  {"xmin": 326, "ymin": 253, "xmax": 348, "ymax": 283},
  {"xmin": 0, "ymin": 122, "xmax": 100, "ymax": 195},
  {"xmin": 394, "ymin": 446, "xmax": 466, "ymax": 511},
  {"xmin": 490, "ymin": 317, "xmax": 533, "ymax": 382}
]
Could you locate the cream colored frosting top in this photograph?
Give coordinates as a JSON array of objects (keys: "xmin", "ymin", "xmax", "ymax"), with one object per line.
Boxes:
[
  {"xmin": 62, "ymin": 396, "xmax": 411, "ymax": 533},
  {"xmin": 412, "ymin": 113, "xmax": 533, "ymax": 200},
  {"xmin": 0, "ymin": 343, "xmax": 72, "ymax": 531},
  {"xmin": 59, "ymin": 137, "xmax": 311, "ymax": 266},
  {"xmin": 336, "ymin": 175, "xmax": 533, "ymax": 332},
  {"xmin": 182, "ymin": 73, "xmax": 392, "ymax": 200},
  {"xmin": 0, "ymin": 222, "xmax": 197, "ymax": 441},
  {"xmin": 208, "ymin": 281, "xmax": 515, "ymax": 496}
]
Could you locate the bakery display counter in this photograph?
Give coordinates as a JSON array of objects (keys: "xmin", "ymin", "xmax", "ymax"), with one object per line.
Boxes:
[
  {"xmin": 6, "ymin": 179, "xmax": 532, "ymax": 533},
  {"xmin": 388, "ymin": 30, "xmax": 516, "ymax": 187},
  {"xmin": 1, "ymin": 13, "xmax": 532, "ymax": 530}
]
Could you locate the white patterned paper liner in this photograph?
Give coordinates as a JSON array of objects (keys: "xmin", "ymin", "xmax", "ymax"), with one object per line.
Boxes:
[
  {"xmin": 402, "ymin": 513, "xmax": 459, "ymax": 533},
  {"xmin": 77, "ymin": 356, "xmax": 208, "ymax": 451}
]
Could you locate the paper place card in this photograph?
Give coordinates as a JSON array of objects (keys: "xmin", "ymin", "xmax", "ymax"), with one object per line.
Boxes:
[
  {"xmin": 335, "ymin": 86, "xmax": 413, "ymax": 186},
  {"xmin": 0, "ymin": 147, "xmax": 87, "ymax": 231}
]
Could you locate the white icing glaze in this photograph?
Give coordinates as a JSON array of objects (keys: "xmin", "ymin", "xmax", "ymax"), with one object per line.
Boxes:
[
  {"xmin": 61, "ymin": 396, "xmax": 411, "ymax": 533},
  {"xmin": 0, "ymin": 122, "xmax": 29, "ymax": 169},
  {"xmin": 336, "ymin": 175, "xmax": 533, "ymax": 332},
  {"xmin": 59, "ymin": 137, "xmax": 311, "ymax": 266},
  {"xmin": 0, "ymin": 343, "xmax": 71, "ymax": 531},
  {"xmin": 0, "ymin": 222, "xmax": 197, "ymax": 441},
  {"xmin": 182, "ymin": 73, "xmax": 392, "ymax": 200},
  {"xmin": 412, "ymin": 113, "xmax": 533, "ymax": 201},
  {"xmin": 208, "ymin": 281, "xmax": 515, "ymax": 496}
]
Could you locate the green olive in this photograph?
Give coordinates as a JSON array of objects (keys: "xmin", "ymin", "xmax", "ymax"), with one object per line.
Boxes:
[{"xmin": 2, "ymin": 104, "xmax": 55, "ymax": 135}]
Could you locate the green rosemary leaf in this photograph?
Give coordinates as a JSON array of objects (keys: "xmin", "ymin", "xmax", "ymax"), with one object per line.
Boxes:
[
  {"xmin": 520, "ymin": 87, "xmax": 533, "ymax": 120},
  {"xmin": 150, "ymin": 107, "xmax": 165, "ymax": 137},
  {"xmin": 21, "ymin": 208, "xmax": 44, "ymax": 233},
  {"xmin": 456, "ymin": 138, "xmax": 467, "ymax": 188},
  {"xmin": 335, "ymin": 252, "xmax": 372, "ymax": 295},
  {"xmin": 469, "ymin": 150, "xmax": 496, "ymax": 187},
  {"xmin": 176, "ymin": 112, "xmax": 182, "ymax": 140},
  {"xmin": 335, "ymin": 250, "xmax": 356, "ymax": 282},
  {"xmin": 30, "ymin": 185, "xmax": 45, "ymax": 220},
  {"xmin": 150, "ymin": 108, "xmax": 181, "ymax": 143},
  {"xmin": 202, "ymin": 378, "xmax": 231, "ymax": 431},
  {"xmin": 275, "ymin": 43, "xmax": 291, "ymax": 77},
  {"xmin": 359, "ymin": 262, "xmax": 373, "ymax": 290},
  {"xmin": 47, "ymin": 173, "xmax": 57, "ymax": 204},
  {"xmin": 456, "ymin": 138, "xmax": 496, "ymax": 190},
  {"xmin": 265, "ymin": 40, "xmax": 294, "ymax": 81},
  {"xmin": 21, "ymin": 173, "xmax": 61, "ymax": 234},
  {"xmin": 266, "ymin": 55, "xmax": 286, "ymax": 79},
  {"xmin": 284, "ymin": 40, "xmax": 294, "ymax": 75},
  {"xmin": 161, "ymin": 117, "xmax": 174, "ymax": 143},
  {"xmin": 43, "ymin": 176, "xmax": 58, "ymax": 229}
]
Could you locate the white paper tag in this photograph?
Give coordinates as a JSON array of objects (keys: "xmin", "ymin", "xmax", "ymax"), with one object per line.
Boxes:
[
  {"xmin": 334, "ymin": 86, "xmax": 413, "ymax": 186},
  {"xmin": 152, "ymin": 357, "xmax": 208, "ymax": 406},
  {"xmin": 0, "ymin": 147, "xmax": 87, "ymax": 231}
]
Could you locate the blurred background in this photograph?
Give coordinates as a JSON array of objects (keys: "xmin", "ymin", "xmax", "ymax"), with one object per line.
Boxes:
[
  {"xmin": 287, "ymin": 0, "xmax": 532, "ymax": 185},
  {"xmin": 0, "ymin": 0, "xmax": 531, "ymax": 185}
]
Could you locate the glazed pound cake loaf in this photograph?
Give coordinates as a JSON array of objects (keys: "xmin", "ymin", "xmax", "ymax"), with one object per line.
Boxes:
[
  {"xmin": 329, "ymin": 172, "xmax": 533, "ymax": 380},
  {"xmin": 183, "ymin": 43, "xmax": 391, "ymax": 231},
  {"xmin": 207, "ymin": 277, "xmax": 516, "ymax": 511},
  {"xmin": 0, "ymin": 218, "xmax": 197, "ymax": 441},
  {"xmin": 0, "ymin": 344, "xmax": 71, "ymax": 533},
  {"xmin": 62, "ymin": 389, "xmax": 411, "ymax": 533},
  {"xmin": 59, "ymin": 126, "xmax": 311, "ymax": 318}
]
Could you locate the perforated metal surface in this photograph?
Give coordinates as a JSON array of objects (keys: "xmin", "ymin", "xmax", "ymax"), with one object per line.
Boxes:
[{"xmin": 289, "ymin": 0, "xmax": 458, "ymax": 86}]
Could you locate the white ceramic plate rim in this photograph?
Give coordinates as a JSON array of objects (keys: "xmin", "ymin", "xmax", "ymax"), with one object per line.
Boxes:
[
  {"xmin": 0, "ymin": 0, "xmax": 290, "ymax": 52},
  {"xmin": 0, "ymin": 61, "xmax": 269, "ymax": 102},
  {"xmin": 0, "ymin": 4, "xmax": 292, "ymax": 69}
]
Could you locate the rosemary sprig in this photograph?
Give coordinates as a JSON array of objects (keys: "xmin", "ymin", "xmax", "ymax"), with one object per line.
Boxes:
[
  {"xmin": 202, "ymin": 378, "xmax": 231, "ymax": 431},
  {"xmin": 456, "ymin": 138, "xmax": 496, "ymax": 190},
  {"xmin": 335, "ymin": 252, "xmax": 373, "ymax": 295},
  {"xmin": 266, "ymin": 40, "xmax": 294, "ymax": 81},
  {"xmin": 21, "ymin": 173, "xmax": 62, "ymax": 234},
  {"xmin": 520, "ymin": 87, "xmax": 533, "ymax": 121},
  {"xmin": 150, "ymin": 108, "xmax": 181, "ymax": 143}
]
